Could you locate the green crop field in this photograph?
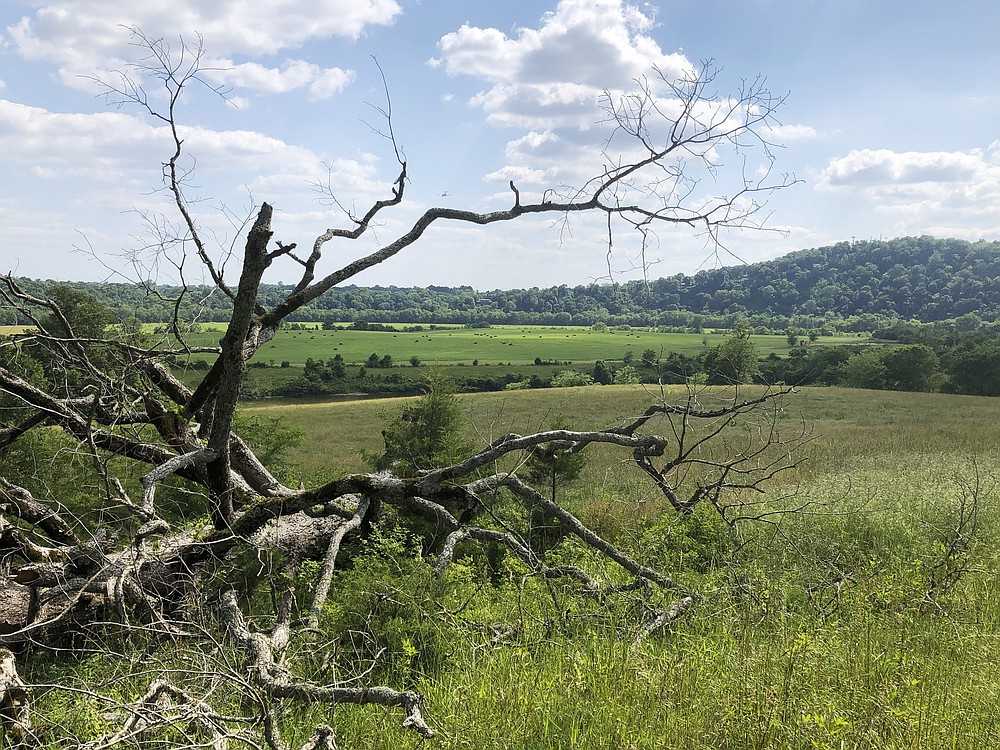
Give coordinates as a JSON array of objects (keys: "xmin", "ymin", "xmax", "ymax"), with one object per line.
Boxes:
[
  {"xmin": 155, "ymin": 323, "xmax": 866, "ymax": 397},
  {"xmin": 168, "ymin": 323, "xmax": 862, "ymax": 366},
  {"xmin": 234, "ymin": 385, "xmax": 1000, "ymax": 748}
]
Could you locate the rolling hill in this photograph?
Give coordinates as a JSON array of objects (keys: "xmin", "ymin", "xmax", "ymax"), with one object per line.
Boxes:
[{"xmin": 5, "ymin": 236, "xmax": 999, "ymax": 330}]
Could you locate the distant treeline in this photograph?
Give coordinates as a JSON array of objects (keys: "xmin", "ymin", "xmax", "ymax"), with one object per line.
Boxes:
[{"xmin": 7, "ymin": 236, "xmax": 1000, "ymax": 330}]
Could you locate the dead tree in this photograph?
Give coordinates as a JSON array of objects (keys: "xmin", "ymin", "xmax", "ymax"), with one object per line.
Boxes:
[{"xmin": 0, "ymin": 28, "xmax": 801, "ymax": 748}]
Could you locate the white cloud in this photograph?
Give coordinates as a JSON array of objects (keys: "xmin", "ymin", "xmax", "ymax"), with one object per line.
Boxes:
[
  {"xmin": 818, "ymin": 148, "xmax": 984, "ymax": 187},
  {"xmin": 430, "ymin": 0, "xmax": 783, "ymax": 229},
  {"xmin": 214, "ymin": 60, "xmax": 313, "ymax": 92},
  {"xmin": 248, "ymin": 153, "xmax": 388, "ymax": 206},
  {"xmin": 767, "ymin": 124, "xmax": 817, "ymax": 141},
  {"xmin": 205, "ymin": 59, "xmax": 355, "ymax": 100},
  {"xmin": 488, "ymin": 129, "xmax": 602, "ymax": 198},
  {"xmin": 816, "ymin": 147, "xmax": 1000, "ymax": 238},
  {"xmin": 0, "ymin": 99, "xmax": 168, "ymax": 178},
  {"xmin": 434, "ymin": 0, "xmax": 694, "ymax": 131},
  {"xmin": 482, "ymin": 164, "xmax": 554, "ymax": 186},
  {"xmin": 0, "ymin": 99, "xmax": 320, "ymax": 178},
  {"xmin": 309, "ymin": 67, "xmax": 356, "ymax": 101},
  {"xmin": 0, "ymin": 95, "xmax": 411, "ymax": 238},
  {"xmin": 469, "ymin": 81, "xmax": 603, "ymax": 130},
  {"xmin": 435, "ymin": 0, "xmax": 688, "ymax": 87},
  {"xmin": 6, "ymin": 1, "xmax": 400, "ymax": 87}
]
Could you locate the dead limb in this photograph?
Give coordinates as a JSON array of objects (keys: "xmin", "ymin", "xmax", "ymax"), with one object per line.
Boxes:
[
  {"xmin": 0, "ymin": 648, "xmax": 36, "ymax": 747},
  {"xmin": 306, "ymin": 495, "xmax": 371, "ymax": 629},
  {"xmin": 220, "ymin": 591, "xmax": 434, "ymax": 741}
]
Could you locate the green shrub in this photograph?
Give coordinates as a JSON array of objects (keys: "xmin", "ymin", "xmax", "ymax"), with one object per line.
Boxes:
[
  {"xmin": 640, "ymin": 503, "xmax": 737, "ymax": 574},
  {"xmin": 551, "ymin": 370, "xmax": 594, "ymax": 387},
  {"xmin": 318, "ymin": 526, "xmax": 458, "ymax": 680}
]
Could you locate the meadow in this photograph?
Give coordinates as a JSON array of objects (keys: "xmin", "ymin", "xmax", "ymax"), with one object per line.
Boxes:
[
  {"xmin": 166, "ymin": 323, "xmax": 861, "ymax": 367},
  {"xmin": 145, "ymin": 322, "xmax": 865, "ymax": 396},
  {"xmin": 10, "ymin": 313, "xmax": 991, "ymax": 748},
  {"xmin": 235, "ymin": 385, "xmax": 1000, "ymax": 748}
]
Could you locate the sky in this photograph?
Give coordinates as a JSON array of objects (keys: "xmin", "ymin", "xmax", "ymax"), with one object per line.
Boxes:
[{"xmin": 1, "ymin": 0, "xmax": 998, "ymax": 291}]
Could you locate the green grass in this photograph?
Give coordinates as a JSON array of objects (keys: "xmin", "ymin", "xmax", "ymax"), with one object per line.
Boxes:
[
  {"xmin": 243, "ymin": 383, "xmax": 1000, "ymax": 475},
  {"xmin": 238, "ymin": 385, "xmax": 1000, "ymax": 748},
  {"xmin": 172, "ymin": 324, "xmax": 859, "ymax": 367},
  {"xmin": 142, "ymin": 322, "xmax": 868, "ymax": 397},
  {"xmin": 27, "ymin": 386, "xmax": 999, "ymax": 748}
]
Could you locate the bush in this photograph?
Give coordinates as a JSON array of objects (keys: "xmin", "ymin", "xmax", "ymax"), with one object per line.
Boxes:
[
  {"xmin": 318, "ymin": 526, "xmax": 459, "ymax": 679},
  {"xmin": 640, "ymin": 504, "xmax": 736, "ymax": 574},
  {"xmin": 367, "ymin": 375, "xmax": 470, "ymax": 476},
  {"xmin": 612, "ymin": 365, "xmax": 640, "ymax": 384},
  {"xmin": 550, "ymin": 370, "xmax": 594, "ymax": 387}
]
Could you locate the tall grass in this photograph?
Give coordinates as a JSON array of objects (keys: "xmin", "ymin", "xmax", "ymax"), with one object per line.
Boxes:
[{"xmin": 229, "ymin": 387, "xmax": 1000, "ymax": 747}]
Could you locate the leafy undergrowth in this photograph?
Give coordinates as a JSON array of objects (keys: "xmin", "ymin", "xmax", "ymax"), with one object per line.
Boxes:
[{"xmin": 335, "ymin": 485, "xmax": 998, "ymax": 749}]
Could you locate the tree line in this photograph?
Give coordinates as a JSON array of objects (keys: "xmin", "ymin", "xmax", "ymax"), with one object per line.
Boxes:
[
  {"xmin": 6, "ymin": 236, "xmax": 1000, "ymax": 333},
  {"xmin": 9, "ymin": 286, "xmax": 999, "ymax": 400}
]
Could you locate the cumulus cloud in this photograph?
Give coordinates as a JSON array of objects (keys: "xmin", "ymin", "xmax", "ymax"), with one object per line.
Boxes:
[
  {"xmin": 816, "ymin": 146, "xmax": 1000, "ymax": 238},
  {"xmin": 0, "ymin": 97, "xmax": 406, "ymax": 224},
  {"xmin": 433, "ymin": 0, "xmax": 690, "ymax": 90},
  {"xmin": 309, "ymin": 67, "xmax": 356, "ymax": 101},
  {"xmin": 0, "ymin": 100, "xmax": 169, "ymax": 180},
  {"xmin": 482, "ymin": 164, "xmax": 554, "ymax": 186},
  {"xmin": 432, "ymin": 0, "xmax": 805, "ymax": 217},
  {"xmin": 248, "ymin": 153, "xmax": 387, "ymax": 205},
  {"xmin": 0, "ymin": 99, "xmax": 320, "ymax": 179},
  {"xmin": 0, "ymin": 94, "xmax": 405, "ymax": 281},
  {"xmin": 427, "ymin": 1, "xmax": 696, "ymax": 199},
  {"xmin": 818, "ymin": 148, "xmax": 984, "ymax": 187},
  {"xmin": 207, "ymin": 59, "xmax": 355, "ymax": 100},
  {"xmin": 432, "ymin": 0, "xmax": 695, "ymax": 133},
  {"xmin": 767, "ymin": 124, "xmax": 817, "ymax": 142},
  {"xmin": 5, "ymin": 1, "xmax": 400, "ymax": 89}
]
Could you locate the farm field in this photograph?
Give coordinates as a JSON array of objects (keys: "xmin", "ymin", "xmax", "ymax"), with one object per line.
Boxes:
[
  {"xmin": 144, "ymin": 322, "xmax": 867, "ymax": 396},
  {"xmin": 236, "ymin": 385, "xmax": 1000, "ymax": 748},
  {"xmin": 163, "ymin": 323, "xmax": 863, "ymax": 366}
]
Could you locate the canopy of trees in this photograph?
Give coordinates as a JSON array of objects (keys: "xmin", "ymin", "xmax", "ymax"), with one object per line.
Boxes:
[{"xmin": 6, "ymin": 237, "xmax": 1000, "ymax": 332}]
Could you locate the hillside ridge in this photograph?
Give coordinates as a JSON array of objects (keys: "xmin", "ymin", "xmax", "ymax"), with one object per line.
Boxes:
[{"xmin": 7, "ymin": 236, "xmax": 999, "ymax": 329}]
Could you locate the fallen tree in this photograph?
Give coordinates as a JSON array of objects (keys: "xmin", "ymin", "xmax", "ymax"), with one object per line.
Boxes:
[{"xmin": 0, "ymin": 29, "xmax": 800, "ymax": 748}]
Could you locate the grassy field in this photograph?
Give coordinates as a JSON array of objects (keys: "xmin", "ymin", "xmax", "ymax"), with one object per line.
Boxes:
[
  {"xmin": 23, "ymin": 385, "xmax": 1000, "ymax": 747},
  {"xmin": 165, "ymin": 323, "xmax": 862, "ymax": 367},
  {"xmin": 3, "ymin": 321, "xmax": 865, "ymax": 397},
  {"xmin": 150, "ymin": 322, "xmax": 865, "ymax": 396},
  {"xmin": 243, "ymin": 384, "xmax": 1000, "ymax": 477},
  {"xmin": 236, "ymin": 385, "xmax": 1000, "ymax": 748}
]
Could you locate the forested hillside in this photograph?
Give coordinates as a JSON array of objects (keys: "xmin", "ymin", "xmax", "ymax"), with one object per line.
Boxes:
[{"xmin": 6, "ymin": 236, "xmax": 1000, "ymax": 329}]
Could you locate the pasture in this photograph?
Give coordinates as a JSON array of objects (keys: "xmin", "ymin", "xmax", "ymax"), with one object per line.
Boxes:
[
  {"xmin": 166, "ymin": 323, "xmax": 861, "ymax": 366},
  {"xmin": 237, "ymin": 385, "xmax": 1000, "ymax": 748}
]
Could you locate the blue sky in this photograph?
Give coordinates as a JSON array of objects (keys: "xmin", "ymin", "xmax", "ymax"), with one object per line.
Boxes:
[{"xmin": 1, "ymin": 0, "xmax": 998, "ymax": 290}]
